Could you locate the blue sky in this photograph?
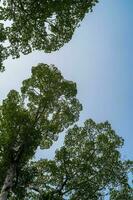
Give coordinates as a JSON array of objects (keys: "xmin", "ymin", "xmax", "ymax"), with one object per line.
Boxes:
[{"xmin": 0, "ymin": 0, "xmax": 133, "ymax": 161}]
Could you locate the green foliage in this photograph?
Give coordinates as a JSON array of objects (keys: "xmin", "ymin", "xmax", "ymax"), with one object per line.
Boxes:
[
  {"xmin": 0, "ymin": 64, "xmax": 132, "ymax": 199},
  {"xmin": 1, "ymin": 1, "xmax": 132, "ymax": 200},
  {"xmin": 0, "ymin": 0, "xmax": 98, "ymax": 71},
  {"xmin": 110, "ymin": 186, "xmax": 133, "ymax": 200},
  {"xmin": 0, "ymin": 63, "xmax": 82, "ymax": 193},
  {"xmin": 10, "ymin": 120, "xmax": 132, "ymax": 199}
]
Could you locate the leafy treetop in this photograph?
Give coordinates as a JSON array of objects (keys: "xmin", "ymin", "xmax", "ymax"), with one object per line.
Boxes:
[
  {"xmin": 0, "ymin": 63, "xmax": 82, "ymax": 199},
  {"xmin": 8, "ymin": 119, "xmax": 133, "ymax": 199},
  {"xmin": 0, "ymin": 64, "xmax": 132, "ymax": 199},
  {"xmin": 0, "ymin": 0, "xmax": 98, "ymax": 71}
]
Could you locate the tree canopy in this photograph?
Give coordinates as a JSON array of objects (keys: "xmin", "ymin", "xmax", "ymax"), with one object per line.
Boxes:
[
  {"xmin": 0, "ymin": 0, "xmax": 98, "ymax": 71},
  {"xmin": 14, "ymin": 119, "xmax": 132, "ymax": 200},
  {"xmin": 0, "ymin": 63, "xmax": 82, "ymax": 199},
  {"xmin": 0, "ymin": 64, "xmax": 132, "ymax": 199},
  {"xmin": 0, "ymin": 1, "xmax": 132, "ymax": 199}
]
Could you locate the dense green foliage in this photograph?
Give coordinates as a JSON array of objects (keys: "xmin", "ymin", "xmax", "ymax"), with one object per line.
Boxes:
[
  {"xmin": 0, "ymin": 66, "xmax": 132, "ymax": 198},
  {"xmin": 0, "ymin": 1, "xmax": 132, "ymax": 199},
  {"xmin": 0, "ymin": 63, "xmax": 82, "ymax": 199},
  {"xmin": 11, "ymin": 120, "xmax": 132, "ymax": 200},
  {"xmin": 0, "ymin": 0, "xmax": 98, "ymax": 71}
]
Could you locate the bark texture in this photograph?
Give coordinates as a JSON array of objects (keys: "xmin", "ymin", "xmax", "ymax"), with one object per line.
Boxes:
[{"xmin": 0, "ymin": 164, "xmax": 16, "ymax": 200}]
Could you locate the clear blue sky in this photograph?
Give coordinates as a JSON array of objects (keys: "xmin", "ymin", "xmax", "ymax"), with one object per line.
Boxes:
[{"xmin": 0, "ymin": 0, "xmax": 133, "ymax": 161}]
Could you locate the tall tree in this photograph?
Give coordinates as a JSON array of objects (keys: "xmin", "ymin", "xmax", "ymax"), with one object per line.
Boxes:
[
  {"xmin": 0, "ymin": 63, "xmax": 82, "ymax": 200},
  {"xmin": 0, "ymin": 64, "xmax": 132, "ymax": 199},
  {"xmin": 0, "ymin": 0, "xmax": 98, "ymax": 71},
  {"xmin": 2, "ymin": 120, "xmax": 132, "ymax": 199}
]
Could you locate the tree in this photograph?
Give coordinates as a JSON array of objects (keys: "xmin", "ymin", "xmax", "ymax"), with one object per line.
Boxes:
[
  {"xmin": 13, "ymin": 119, "xmax": 132, "ymax": 200},
  {"xmin": 1, "ymin": 119, "xmax": 132, "ymax": 200},
  {"xmin": 0, "ymin": 63, "xmax": 82, "ymax": 200},
  {"xmin": 0, "ymin": 0, "xmax": 98, "ymax": 71},
  {"xmin": 0, "ymin": 87, "xmax": 132, "ymax": 199}
]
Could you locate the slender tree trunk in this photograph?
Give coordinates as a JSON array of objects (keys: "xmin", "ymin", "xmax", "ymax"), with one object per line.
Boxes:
[{"xmin": 0, "ymin": 163, "xmax": 16, "ymax": 200}]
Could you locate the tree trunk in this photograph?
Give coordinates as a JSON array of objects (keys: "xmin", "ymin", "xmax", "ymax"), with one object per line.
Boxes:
[{"xmin": 0, "ymin": 163, "xmax": 16, "ymax": 200}]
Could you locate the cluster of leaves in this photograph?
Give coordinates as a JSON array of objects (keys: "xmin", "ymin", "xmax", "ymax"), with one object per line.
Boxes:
[
  {"xmin": 9, "ymin": 119, "xmax": 133, "ymax": 199},
  {"xmin": 0, "ymin": 0, "xmax": 98, "ymax": 71}
]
